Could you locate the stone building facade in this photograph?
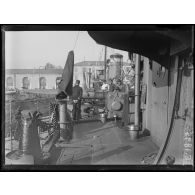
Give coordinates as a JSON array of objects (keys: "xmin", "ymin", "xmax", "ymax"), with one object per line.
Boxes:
[
  {"xmin": 5, "ymin": 69, "xmax": 62, "ymax": 90},
  {"xmin": 5, "ymin": 61, "xmax": 106, "ymax": 90}
]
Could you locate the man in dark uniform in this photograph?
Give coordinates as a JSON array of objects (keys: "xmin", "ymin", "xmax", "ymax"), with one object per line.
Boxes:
[
  {"xmin": 115, "ymin": 79, "xmax": 126, "ymax": 92},
  {"xmin": 108, "ymin": 79, "xmax": 115, "ymax": 92},
  {"xmin": 72, "ymin": 80, "xmax": 83, "ymax": 120},
  {"xmin": 111, "ymin": 78, "xmax": 126, "ymax": 92}
]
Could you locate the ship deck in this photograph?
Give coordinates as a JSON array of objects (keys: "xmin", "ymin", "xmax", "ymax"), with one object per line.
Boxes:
[{"xmin": 48, "ymin": 121, "xmax": 159, "ymax": 165}]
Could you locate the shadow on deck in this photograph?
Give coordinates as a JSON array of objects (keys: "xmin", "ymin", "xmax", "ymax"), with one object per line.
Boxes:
[{"xmin": 49, "ymin": 121, "xmax": 159, "ymax": 165}]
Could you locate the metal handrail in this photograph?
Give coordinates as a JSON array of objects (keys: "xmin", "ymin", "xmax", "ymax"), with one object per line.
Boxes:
[{"xmin": 5, "ymin": 96, "xmax": 55, "ymax": 103}]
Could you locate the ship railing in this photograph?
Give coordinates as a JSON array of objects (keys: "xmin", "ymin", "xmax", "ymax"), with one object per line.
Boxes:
[{"xmin": 5, "ymin": 97, "xmax": 56, "ymax": 151}]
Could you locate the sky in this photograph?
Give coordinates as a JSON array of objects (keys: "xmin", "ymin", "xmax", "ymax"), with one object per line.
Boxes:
[{"xmin": 5, "ymin": 31, "xmax": 129, "ymax": 69}]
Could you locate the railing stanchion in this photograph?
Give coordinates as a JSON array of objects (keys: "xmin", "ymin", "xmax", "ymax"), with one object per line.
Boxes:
[{"xmin": 36, "ymin": 99, "xmax": 39, "ymax": 111}]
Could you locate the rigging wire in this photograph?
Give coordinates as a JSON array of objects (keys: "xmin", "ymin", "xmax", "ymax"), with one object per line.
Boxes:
[
  {"xmin": 99, "ymin": 47, "xmax": 103, "ymax": 62},
  {"xmin": 72, "ymin": 31, "xmax": 80, "ymax": 51}
]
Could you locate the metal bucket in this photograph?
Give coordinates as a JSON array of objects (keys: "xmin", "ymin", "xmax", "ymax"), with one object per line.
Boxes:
[
  {"xmin": 100, "ymin": 113, "xmax": 107, "ymax": 123},
  {"xmin": 127, "ymin": 124, "xmax": 139, "ymax": 140}
]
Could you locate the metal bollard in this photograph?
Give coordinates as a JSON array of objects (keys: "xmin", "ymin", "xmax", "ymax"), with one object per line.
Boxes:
[
  {"xmin": 58, "ymin": 99, "xmax": 70, "ymax": 141},
  {"xmin": 21, "ymin": 118, "xmax": 30, "ymax": 154}
]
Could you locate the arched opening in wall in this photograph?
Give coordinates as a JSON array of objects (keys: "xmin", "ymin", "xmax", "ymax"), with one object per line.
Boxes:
[
  {"xmin": 22, "ymin": 77, "xmax": 30, "ymax": 89},
  {"xmin": 6, "ymin": 77, "xmax": 14, "ymax": 89},
  {"xmin": 56, "ymin": 77, "xmax": 62, "ymax": 89},
  {"xmin": 39, "ymin": 77, "xmax": 46, "ymax": 89}
]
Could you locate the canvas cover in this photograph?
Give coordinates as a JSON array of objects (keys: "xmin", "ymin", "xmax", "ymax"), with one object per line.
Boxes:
[{"xmin": 58, "ymin": 51, "xmax": 74, "ymax": 97}]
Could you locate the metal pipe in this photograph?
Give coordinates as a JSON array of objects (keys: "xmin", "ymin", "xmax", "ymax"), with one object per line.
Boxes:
[
  {"xmin": 126, "ymin": 54, "xmax": 140, "ymax": 140},
  {"xmin": 190, "ymin": 50, "xmax": 194, "ymax": 164},
  {"xmin": 21, "ymin": 118, "xmax": 30, "ymax": 154},
  {"xmin": 134, "ymin": 54, "xmax": 141, "ymax": 129},
  {"xmin": 154, "ymin": 56, "xmax": 184, "ymax": 164},
  {"xmin": 58, "ymin": 100, "xmax": 68, "ymax": 141},
  {"xmin": 10, "ymin": 101, "xmax": 12, "ymax": 151},
  {"xmin": 36, "ymin": 100, "xmax": 39, "ymax": 111},
  {"xmin": 88, "ymin": 69, "xmax": 92, "ymax": 88},
  {"xmin": 104, "ymin": 46, "xmax": 107, "ymax": 80}
]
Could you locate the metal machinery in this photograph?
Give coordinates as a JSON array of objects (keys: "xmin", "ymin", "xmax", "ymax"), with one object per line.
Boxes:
[
  {"xmin": 106, "ymin": 53, "xmax": 124, "ymax": 119},
  {"xmin": 105, "ymin": 53, "xmax": 132, "ymax": 123},
  {"xmin": 108, "ymin": 53, "xmax": 123, "ymax": 79},
  {"xmin": 104, "ymin": 53, "xmax": 140, "ymax": 139},
  {"xmin": 81, "ymin": 53, "xmax": 131, "ymax": 123},
  {"xmin": 106, "ymin": 91, "xmax": 127, "ymax": 119}
]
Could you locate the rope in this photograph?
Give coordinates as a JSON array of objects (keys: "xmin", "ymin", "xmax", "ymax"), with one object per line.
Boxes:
[{"xmin": 72, "ymin": 31, "xmax": 80, "ymax": 50}]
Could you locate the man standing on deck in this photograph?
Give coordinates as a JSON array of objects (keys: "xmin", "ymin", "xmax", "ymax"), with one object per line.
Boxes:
[
  {"xmin": 112, "ymin": 78, "xmax": 126, "ymax": 92},
  {"xmin": 72, "ymin": 80, "xmax": 83, "ymax": 120}
]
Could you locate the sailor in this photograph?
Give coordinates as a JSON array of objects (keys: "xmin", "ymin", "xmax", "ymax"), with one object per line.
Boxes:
[
  {"xmin": 116, "ymin": 79, "xmax": 126, "ymax": 92},
  {"xmin": 72, "ymin": 80, "xmax": 83, "ymax": 120},
  {"xmin": 108, "ymin": 78, "xmax": 115, "ymax": 92},
  {"xmin": 113, "ymin": 78, "xmax": 126, "ymax": 92}
]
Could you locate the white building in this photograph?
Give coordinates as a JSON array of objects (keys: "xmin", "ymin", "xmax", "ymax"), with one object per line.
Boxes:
[
  {"xmin": 5, "ymin": 68, "xmax": 62, "ymax": 90},
  {"xmin": 5, "ymin": 61, "xmax": 106, "ymax": 90}
]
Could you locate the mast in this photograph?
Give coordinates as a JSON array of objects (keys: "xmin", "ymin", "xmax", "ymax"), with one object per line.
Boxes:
[{"xmin": 104, "ymin": 46, "xmax": 107, "ymax": 81}]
